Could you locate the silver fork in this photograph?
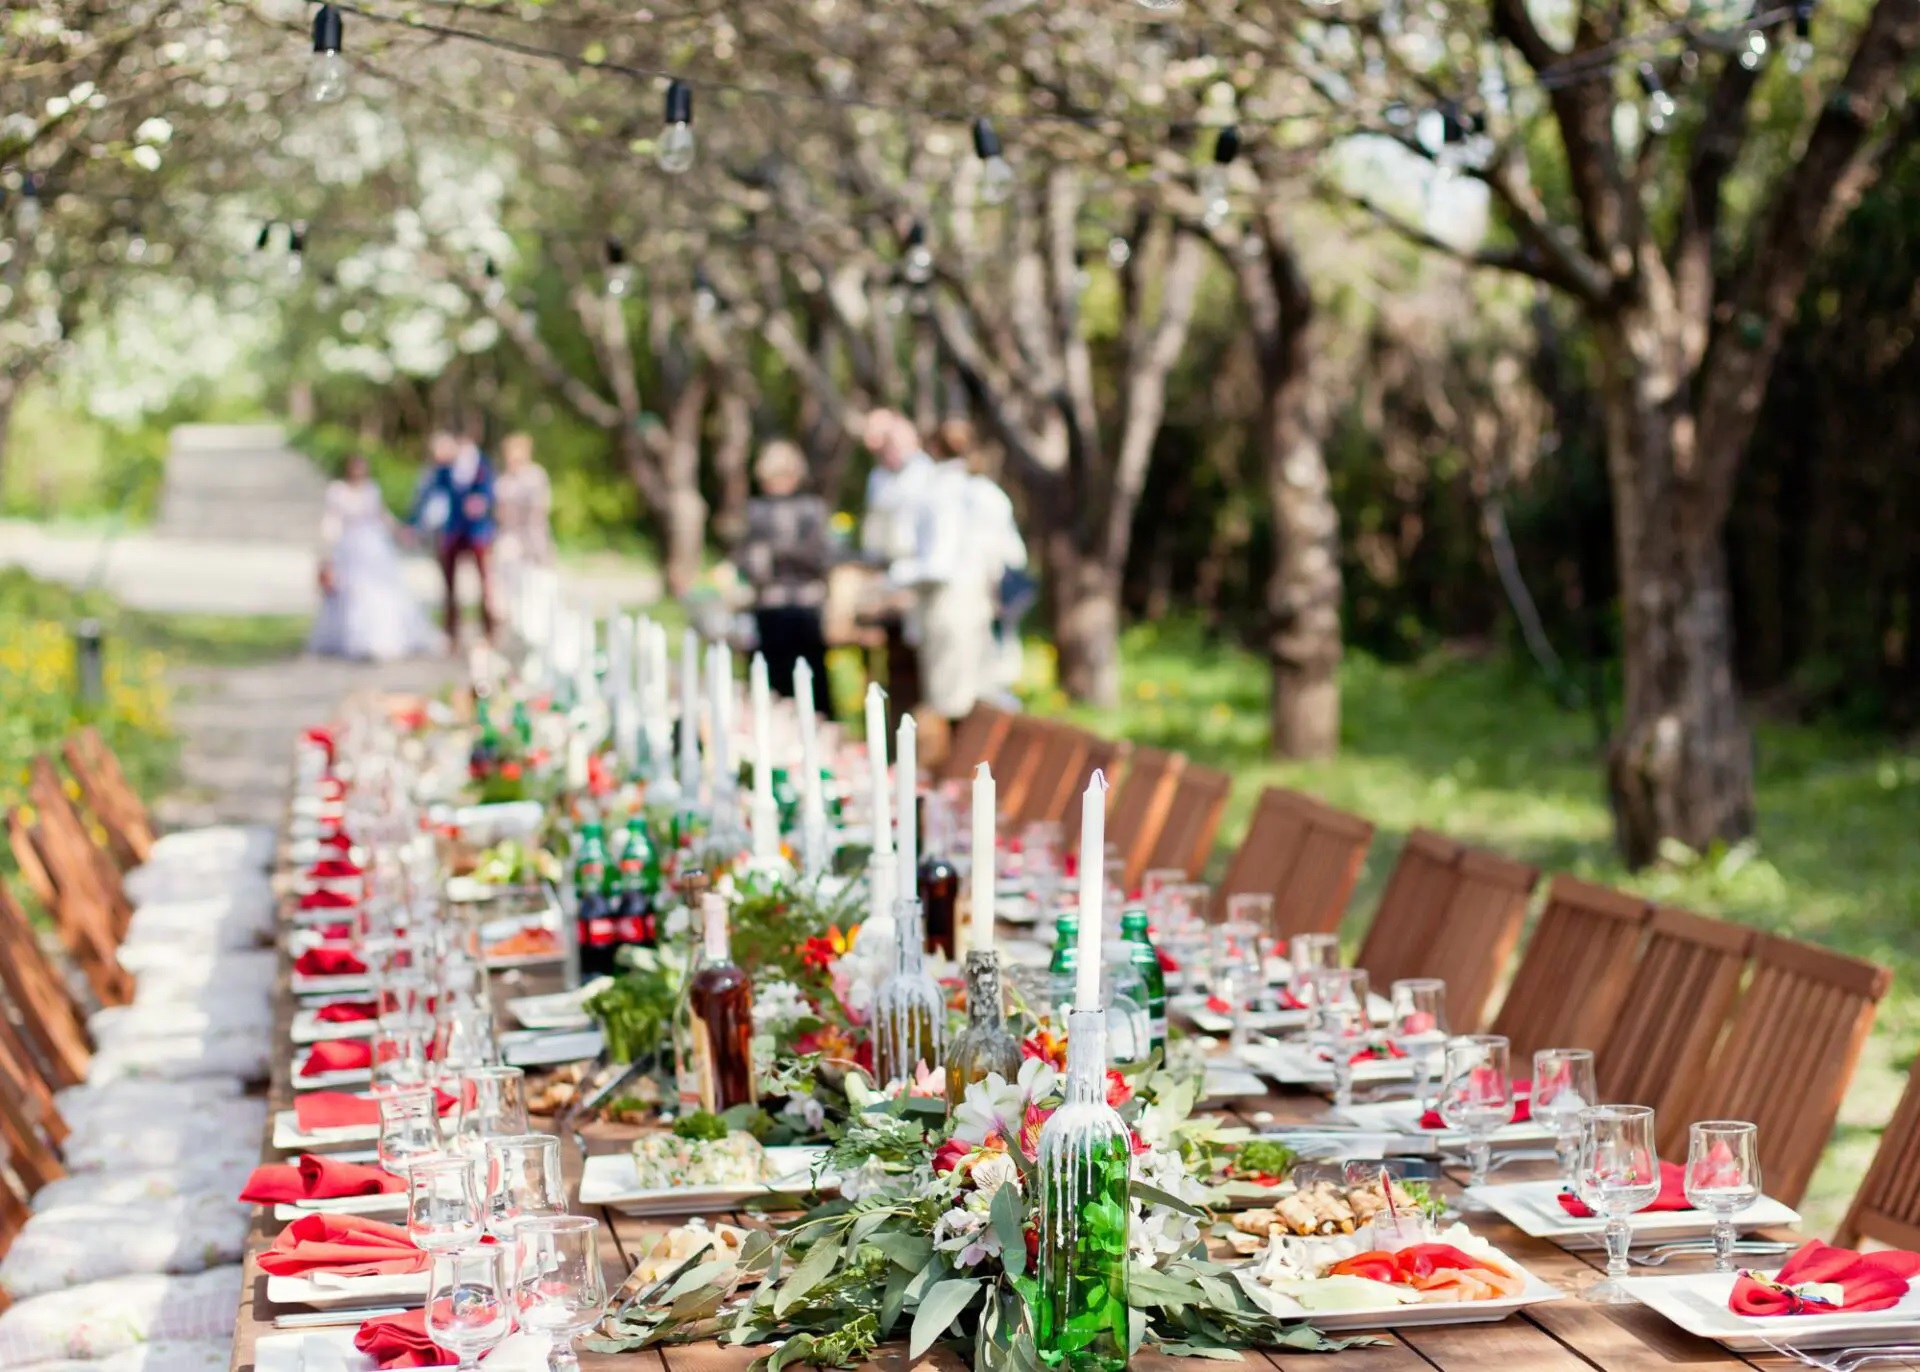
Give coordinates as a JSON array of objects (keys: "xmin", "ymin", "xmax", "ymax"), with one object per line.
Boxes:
[
  {"xmin": 1759, "ymin": 1341, "xmax": 1920, "ymax": 1372},
  {"xmin": 1624, "ymin": 1240, "xmax": 1795, "ymax": 1267}
]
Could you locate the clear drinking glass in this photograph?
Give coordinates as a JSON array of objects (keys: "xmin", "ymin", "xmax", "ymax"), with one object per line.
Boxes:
[
  {"xmin": 1310, "ymin": 967, "xmax": 1371, "ymax": 1111},
  {"xmin": 513, "ymin": 1215, "xmax": 608, "ymax": 1372},
  {"xmin": 1575, "ymin": 1104, "xmax": 1661, "ymax": 1302},
  {"xmin": 1388, "ymin": 979, "xmax": 1449, "ymax": 1113},
  {"xmin": 1023, "ymin": 820, "xmax": 1063, "ymax": 916},
  {"xmin": 378, "ymin": 1084, "xmax": 443, "ymax": 1178},
  {"xmin": 453, "ymin": 1065, "xmax": 529, "ymax": 1155},
  {"xmin": 1222, "ymin": 894, "xmax": 1276, "ymax": 1003},
  {"xmin": 1437, "ymin": 1034, "xmax": 1513, "ymax": 1202},
  {"xmin": 407, "ymin": 1153, "xmax": 484, "ymax": 1252},
  {"xmin": 1684, "ymin": 1120, "xmax": 1761, "ymax": 1272},
  {"xmin": 484, "ymin": 1132, "xmax": 568, "ymax": 1236},
  {"xmin": 432, "ymin": 1003, "xmax": 499, "ymax": 1079},
  {"xmin": 1210, "ymin": 918, "xmax": 1265, "ymax": 1013},
  {"xmin": 1140, "ymin": 868, "xmax": 1187, "ymax": 923},
  {"xmin": 1532, "ymin": 1048, "xmax": 1598, "ymax": 1184},
  {"xmin": 372, "ymin": 1017, "xmax": 432, "ymax": 1093},
  {"xmin": 1287, "ymin": 933, "xmax": 1341, "ymax": 1010},
  {"xmin": 426, "ymin": 1243, "xmax": 514, "ymax": 1372}
]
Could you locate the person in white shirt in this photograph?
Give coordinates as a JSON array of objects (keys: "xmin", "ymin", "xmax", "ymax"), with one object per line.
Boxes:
[{"xmin": 860, "ymin": 409, "xmax": 934, "ymax": 564}]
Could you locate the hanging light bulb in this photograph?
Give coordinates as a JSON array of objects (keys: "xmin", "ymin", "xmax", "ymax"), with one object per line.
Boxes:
[
  {"xmin": 657, "ymin": 80, "xmax": 695, "ymax": 174},
  {"xmin": 1787, "ymin": 0, "xmax": 1815, "ymax": 71},
  {"xmin": 1637, "ymin": 64, "xmax": 1676, "ymax": 135},
  {"xmin": 972, "ymin": 117, "xmax": 1015, "ymax": 206},
  {"xmin": 1106, "ymin": 235, "xmax": 1132, "ymax": 268},
  {"xmin": 902, "ymin": 221, "xmax": 934, "ymax": 285},
  {"xmin": 308, "ymin": 5, "xmax": 347, "ymax": 104},
  {"xmin": 1739, "ymin": 27, "xmax": 1769, "ymax": 69},
  {"xmin": 1199, "ymin": 124, "xmax": 1240, "ymax": 229},
  {"xmin": 693, "ymin": 268, "xmax": 719, "ymax": 320},
  {"xmin": 604, "ymin": 238, "xmax": 632, "ymax": 297},
  {"xmin": 482, "ymin": 256, "xmax": 506, "ymax": 308},
  {"xmin": 15, "ymin": 175, "xmax": 42, "ymax": 235},
  {"xmin": 287, "ymin": 222, "xmax": 308, "ymax": 277}
]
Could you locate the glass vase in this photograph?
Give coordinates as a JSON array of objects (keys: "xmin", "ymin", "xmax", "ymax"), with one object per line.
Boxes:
[
  {"xmin": 1035, "ymin": 1009, "xmax": 1131, "ymax": 1372},
  {"xmin": 872, "ymin": 897, "xmax": 946, "ymax": 1088},
  {"xmin": 945, "ymin": 950, "xmax": 1021, "ymax": 1106}
]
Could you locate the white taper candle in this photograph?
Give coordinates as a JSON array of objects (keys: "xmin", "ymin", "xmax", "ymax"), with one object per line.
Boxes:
[
  {"xmin": 971, "ymin": 763, "xmax": 996, "ymax": 954},
  {"xmin": 896, "ymin": 714, "xmax": 917, "ymax": 899},
  {"xmin": 1074, "ymin": 770, "xmax": 1110, "ymax": 1012},
  {"xmin": 864, "ymin": 682, "xmax": 892, "ymax": 854}
]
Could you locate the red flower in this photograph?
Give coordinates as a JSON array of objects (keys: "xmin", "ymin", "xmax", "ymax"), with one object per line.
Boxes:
[
  {"xmin": 1021, "ymin": 1028, "xmax": 1067, "ymax": 1071},
  {"xmin": 1025, "ymin": 1224, "xmax": 1040, "ymax": 1267},
  {"xmin": 499, "ymin": 761, "xmax": 523, "ymax": 781},
  {"xmin": 932, "ymin": 1137, "xmax": 971, "ymax": 1174},
  {"xmin": 799, "ymin": 937, "xmax": 839, "ymax": 970},
  {"xmin": 1105, "ymin": 1070, "xmax": 1133, "ymax": 1108},
  {"xmin": 1156, "ymin": 947, "xmax": 1179, "ymax": 974},
  {"xmin": 1018, "ymin": 1103, "xmax": 1055, "ymax": 1161},
  {"xmin": 1127, "ymin": 1128, "xmax": 1152, "ymax": 1155}
]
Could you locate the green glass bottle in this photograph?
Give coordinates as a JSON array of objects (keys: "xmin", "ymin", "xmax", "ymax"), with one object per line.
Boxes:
[
  {"xmin": 614, "ymin": 814, "xmax": 657, "ymax": 948},
  {"xmin": 572, "ymin": 821, "xmax": 616, "ymax": 979},
  {"xmin": 511, "ymin": 700, "xmax": 533, "ymax": 749},
  {"xmin": 1050, "ymin": 912, "xmax": 1079, "ymax": 976},
  {"xmin": 1121, "ymin": 909, "xmax": 1167, "ymax": 1061}
]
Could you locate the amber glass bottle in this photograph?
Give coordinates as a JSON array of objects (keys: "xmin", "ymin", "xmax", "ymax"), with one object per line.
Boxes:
[{"xmin": 686, "ymin": 893, "xmax": 757, "ymax": 1112}]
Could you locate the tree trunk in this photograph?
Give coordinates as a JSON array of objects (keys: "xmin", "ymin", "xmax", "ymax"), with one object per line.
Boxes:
[
  {"xmin": 0, "ymin": 371, "xmax": 18, "ymax": 499},
  {"xmin": 1597, "ymin": 315, "xmax": 1755, "ymax": 868},
  {"xmin": 1053, "ymin": 549, "xmax": 1123, "ymax": 708},
  {"xmin": 712, "ymin": 386, "xmax": 752, "ymax": 545},
  {"xmin": 660, "ymin": 377, "xmax": 711, "ymax": 599},
  {"xmin": 1263, "ymin": 385, "xmax": 1342, "ymax": 759}
]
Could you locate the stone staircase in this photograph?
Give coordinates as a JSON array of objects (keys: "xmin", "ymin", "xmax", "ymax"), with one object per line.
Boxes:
[{"xmin": 153, "ymin": 425, "xmax": 330, "ymax": 545}]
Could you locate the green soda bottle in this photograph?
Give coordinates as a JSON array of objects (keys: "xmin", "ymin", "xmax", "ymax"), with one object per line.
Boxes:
[{"xmin": 1121, "ymin": 908, "xmax": 1167, "ymax": 1060}]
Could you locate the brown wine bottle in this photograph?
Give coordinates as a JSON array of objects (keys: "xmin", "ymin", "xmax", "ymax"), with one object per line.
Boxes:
[
  {"xmin": 686, "ymin": 892, "xmax": 757, "ymax": 1112},
  {"xmin": 920, "ymin": 851, "xmax": 959, "ymax": 960}
]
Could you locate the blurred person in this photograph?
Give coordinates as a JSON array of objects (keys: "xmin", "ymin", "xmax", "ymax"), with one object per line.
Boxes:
[
  {"xmin": 309, "ymin": 454, "xmax": 441, "ymax": 662},
  {"xmin": 734, "ymin": 439, "xmax": 831, "ymax": 699},
  {"xmin": 410, "ymin": 429, "xmax": 496, "ymax": 648},
  {"xmin": 491, "ymin": 430, "xmax": 553, "ymax": 617},
  {"xmin": 859, "ymin": 408, "xmax": 933, "ymax": 564}
]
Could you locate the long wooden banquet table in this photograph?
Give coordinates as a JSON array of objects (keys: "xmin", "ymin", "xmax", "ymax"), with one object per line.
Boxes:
[{"xmin": 230, "ymin": 846, "xmax": 1910, "ymax": 1372}]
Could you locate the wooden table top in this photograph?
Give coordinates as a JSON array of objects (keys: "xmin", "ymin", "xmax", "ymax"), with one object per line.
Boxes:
[{"xmin": 231, "ymin": 889, "xmax": 1915, "ymax": 1372}]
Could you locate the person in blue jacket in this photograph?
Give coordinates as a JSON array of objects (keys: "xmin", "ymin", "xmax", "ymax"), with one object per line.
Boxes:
[{"xmin": 410, "ymin": 429, "xmax": 497, "ymax": 647}]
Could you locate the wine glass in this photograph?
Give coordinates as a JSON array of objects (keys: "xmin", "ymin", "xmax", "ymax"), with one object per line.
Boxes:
[
  {"xmin": 1286, "ymin": 933, "xmax": 1341, "ymax": 1010},
  {"xmin": 1310, "ymin": 968, "xmax": 1371, "ymax": 1111},
  {"xmin": 377, "ymin": 1084, "xmax": 443, "ymax": 1179},
  {"xmin": 1575, "ymin": 1104, "xmax": 1661, "ymax": 1302},
  {"xmin": 1684, "ymin": 1120, "xmax": 1761, "ymax": 1272},
  {"xmin": 1140, "ymin": 868, "xmax": 1187, "ymax": 923},
  {"xmin": 372, "ymin": 1017, "xmax": 431, "ymax": 1093},
  {"xmin": 1532, "ymin": 1048, "xmax": 1598, "ymax": 1183},
  {"xmin": 426, "ymin": 1243, "xmax": 514, "ymax": 1372},
  {"xmin": 453, "ymin": 1065, "xmax": 530, "ymax": 1155},
  {"xmin": 513, "ymin": 1215, "xmax": 608, "ymax": 1372},
  {"xmin": 431, "ymin": 1002, "xmax": 499, "ymax": 1079},
  {"xmin": 407, "ymin": 1153, "xmax": 484, "ymax": 1253},
  {"xmin": 484, "ymin": 1132, "xmax": 568, "ymax": 1236},
  {"xmin": 1388, "ymin": 979, "xmax": 1449, "ymax": 1114},
  {"xmin": 1223, "ymin": 894, "xmax": 1276, "ymax": 1005},
  {"xmin": 1023, "ymin": 820, "xmax": 1062, "ymax": 917},
  {"xmin": 1437, "ymin": 1034, "xmax": 1513, "ymax": 1203}
]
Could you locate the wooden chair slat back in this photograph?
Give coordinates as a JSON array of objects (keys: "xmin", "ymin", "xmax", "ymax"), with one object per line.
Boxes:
[
  {"xmin": 71, "ymin": 726, "xmax": 156, "ymax": 862},
  {"xmin": 1063, "ymin": 738, "xmax": 1132, "ymax": 853},
  {"xmin": 1105, "ymin": 748, "xmax": 1183, "ymax": 892},
  {"xmin": 24, "ymin": 759, "xmax": 131, "ymax": 1004},
  {"xmin": 1353, "ymin": 830, "xmax": 1463, "ymax": 988},
  {"xmin": 1597, "ymin": 907, "xmax": 1753, "ymax": 1121},
  {"xmin": 1013, "ymin": 726, "xmax": 1093, "ymax": 830},
  {"xmin": 990, "ymin": 717, "xmax": 1050, "ymax": 826},
  {"xmin": 1680, "ymin": 934, "xmax": 1892, "ymax": 1206},
  {"xmin": 1142, "ymin": 762, "xmax": 1231, "ymax": 879},
  {"xmin": 1415, "ymin": 847, "xmax": 1540, "ymax": 1030},
  {"xmin": 1219, "ymin": 790, "xmax": 1312, "ymax": 908},
  {"xmin": 1272, "ymin": 797, "xmax": 1375, "ymax": 941},
  {"xmin": 0, "ymin": 1003, "xmax": 67, "ymax": 1146},
  {"xmin": 1490, "ymin": 876, "xmax": 1653, "ymax": 1065},
  {"xmin": 0, "ymin": 880, "xmax": 91, "ymax": 1088},
  {"xmin": 0, "ymin": 1171, "xmax": 29, "ymax": 1270},
  {"xmin": 63, "ymin": 731, "xmax": 142, "ymax": 870},
  {"xmin": 5, "ymin": 809, "xmax": 60, "ymax": 915},
  {"xmin": 1838, "ymin": 1054, "xmax": 1920, "ymax": 1251},
  {"xmin": 0, "ymin": 1048, "xmax": 65, "ymax": 1192},
  {"xmin": 940, "ymin": 707, "xmax": 1011, "ymax": 784}
]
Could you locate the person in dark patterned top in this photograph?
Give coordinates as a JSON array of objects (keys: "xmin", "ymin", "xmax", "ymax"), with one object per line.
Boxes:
[{"xmin": 735, "ymin": 439, "xmax": 831, "ymax": 699}]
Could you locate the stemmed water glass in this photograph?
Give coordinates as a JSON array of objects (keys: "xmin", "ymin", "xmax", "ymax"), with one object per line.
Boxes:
[
  {"xmin": 1684, "ymin": 1120, "xmax": 1761, "ymax": 1272},
  {"xmin": 426, "ymin": 1243, "xmax": 515, "ymax": 1372},
  {"xmin": 1287, "ymin": 933, "xmax": 1341, "ymax": 1010},
  {"xmin": 1310, "ymin": 967, "xmax": 1371, "ymax": 1111},
  {"xmin": 1223, "ymin": 894, "xmax": 1276, "ymax": 1006},
  {"xmin": 1532, "ymin": 1048, "xmax": 1597, "ymax": 1183},
  {"xmin": 378, "ymin": 1084, "xmax": 443, "ymax": 1179},
  {"xmin": 1022, "ymin": 819, "xmax": 1062, "ymax": 912},
  {"xmin": 1437, "ymin": 1034, "xmax": 1513, "ymax": 1202},
  {"xmin": 1387, "ymin": 979, "xmax": 1448, "ymax": 1114},
  {"xmin": 407, "ymin": 1153, "xmax": 485, "ymax": 1253},
  {"xmin": 484, "ymin": 1132, "xmax": 568, "ymax": 1237},
  {"xmin": 513, "ymin": 1215, "xmax": 608, "ymax": 1372},
  {"xmin": 1575, "ymin": 1104, "xmax": 1661, "ymax": 1302}
]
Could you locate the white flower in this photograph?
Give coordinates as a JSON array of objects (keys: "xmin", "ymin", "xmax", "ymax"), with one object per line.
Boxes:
[
  {"xmin": 838, "ymin": 1156, "xmax": 895, "ymax": 1202},
  {"xmin": 751, "ymin": 979, "xmax": 810, "ymax": 1032},
  {"xmin": 952, "ymin": 1057, "xmax": 1056, "ymax": 1146},
  {"xmin": 782, "ymin": 1095, "xmax": 826, "ymax": 1130},
  {"xmin": 931, "ymin": 1191, "xmax": 1002, "ymax": 1268},
  {"xmin": 661, "ymin": 903, "xmax": 692, "ymax": 940},
  {"xmin": 969, "ymin": 1151, "xmax": 1021, "ymax": 1197},
  {"xmin": 1128, "ymin": 1146, "xmax": 1205, "ymax": 1262}
]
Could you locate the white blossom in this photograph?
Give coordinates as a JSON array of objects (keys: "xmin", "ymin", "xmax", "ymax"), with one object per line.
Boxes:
[{"xmin": 952, "ymin": 1057, "xmax": 1056, "ymax": 1147}]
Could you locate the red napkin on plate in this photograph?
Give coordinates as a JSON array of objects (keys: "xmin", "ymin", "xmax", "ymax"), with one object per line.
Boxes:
[
  {"xmin": 320, "ymin": 829, "xmax": 354, "ymax": 852},
  {"xmin": 239, "ymin": 1153, "xmax": 406, "ymax": 1204},
  {"xmin": 295, "ymin": 946, "xmax": 367, "ymax": 977},
  {"xmin": 316, "ymin": 1000, "xmax": 377, "ymax": 1023},
  {"xmin": 354, "ymin": 1311, "xmax": 454, "ymax": 1369},
  {"xmin": 300, "ymin": 1038, "xmax": 373, "ymax": 1076},
  {"xmin": 1728, "ymin": 1241, "xmax": 1920, "ymax": 1316},
  {"xmin": 1557, "ymin": 1159, "xmax": 1691, "ymax": 1217},
  {"xmin": 1420, "ymin": 1079, "xmax": 1533, "ymax": 1130},
  {"xmin": 300, "ymin": 889, "xmax": 358, "ymax": 912},
  {"xmin": 257, "ymin": 1212, "xmax": 428, "ymax": 1277},
  {"xmin": 309, "ymin": 857, "xmax": 364, "ymax": 880},
  {"xmin": 297, "ymin": 1089, "xmax": 457, "ymax": 1132}
]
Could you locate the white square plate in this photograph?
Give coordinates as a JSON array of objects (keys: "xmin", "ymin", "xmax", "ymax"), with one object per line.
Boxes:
[
  {"xmin": 1243, "ymin": 1251, "xmax": 1565, "ymax": 1329},
  {"xmin": 1623, "ymin": 1269, "xmax": 1920, "ymax": 1351},
  {"xmin": 1238, "ymin": 1039, "xmax": 1414, "ymax": 1087},
  {"xmin": 578, "ymin": 1146, "xmax": 835, "ymax": 1215},
  {"xmin": 255, "ymin": 1327, "xmax": 547, "ymax": 1372},
  {"xmin": 265, "ymin": 1269, "xmax": 428, "ymax": 1311},
  {"xmin": 273, "ymin": 1109, "xmax": 380, "ymax": 1149},
  {"xmin": 272, "ymin": 1191, "xmax": 407, "ymax": 1222},
  {"xmin": 1174, "ymin": 992, "xmax": 1393, "ymax": 1036},
  {"xmin": 1465, "ymin": 1179, "xmax": 1800, "ymax": 1249},
  {"xmin": 293, "ymin": 972, "xmax": 373, "ymax": 998},
  {"xmin": 1334, "ymin": 1099, "xmax": 1556, "ymax": 1146},
  {"xmin": 293, "ymin": 1068, "xmax": 372, "ymax": 1092},
  {"xmin": 505, "ymin": 980, "xmax": 609, "ymax": 1031},
  {"xmin": 499, "ymin": 1028, "xmax": 604, "ymax": 1067},
  {"xmin": 1200, "ymin": 1068, "xmax": 1267, "ymax": 1101},
  {"xmin": 291, "ymin": 1009, "xmax": 376, "ymax": 1045}
]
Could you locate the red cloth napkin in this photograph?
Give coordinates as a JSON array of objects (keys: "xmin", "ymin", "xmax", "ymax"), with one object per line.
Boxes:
[
  {"xmin": 300, "ymin": 1038, "xmax": 373, "ymax": 1076},
  {"xmin": 295, "ymin": 946, "xmax": 368, "ymax": 977},
  {"xmin": 355, "ymin": 1311, "xmax": 454, "ymax": 1369},
  {"xmin": 294, "ymin": 1090, "xmax": 455, "ymax": 1132},
  {"xmin": 239, "ymin": 1153, "xmax": 406, "ymax": 1204},
  {"xmin": 300, "ymin": 889, "xmax": 358, "ymax": 911},
  {"xmin": 257, "ymin": 1213, "xmax": 427, "ymax": 1277},
  {"xmin": 316, "ymin": 1000, "xmax": 377, "ymax": 1023},
  {"xmin": 309, "ymin": 857, "xmax": 364, "ymax": 880},
  {"xmin": 320, "ymin": 829, "xmax": 354, "ymax": 852},
  {"xmin": 1420, "ymin": 1079, "xmax": 1533, "ymax": 1130},
  {"xmin": 1729, "ymin": 1241, "xmax": 1920, "ymax": 1316},
  {"xmin": 1557, "ymin": 1159, "xmax": 1691, "ymax": 1217}
]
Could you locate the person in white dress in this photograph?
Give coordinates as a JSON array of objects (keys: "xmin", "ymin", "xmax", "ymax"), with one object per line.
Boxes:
[
  {"xmin": 308, "ymin": 455, "xmax": 442, "ymax": 662},
  {"xmin": 489, "ymin": 431, "xmax": 554, "ymax": 625}
]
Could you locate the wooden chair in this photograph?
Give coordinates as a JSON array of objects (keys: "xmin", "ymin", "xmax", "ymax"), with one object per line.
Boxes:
[
  {"xmin": 23, "ymin": 759, "xmax": 133, "ymax": 1005},
  {"xmin": 64, "ymin": 726, "xmax": 157, "ymax": 865},
  {"xmin": 6, "ymin": 807, "xmax": 62, "ymax": 915},
  {"xmin": 1220, "ymin": 788, "xmax": 1374, "ymax": 939},
  {"xmin": 0, "ymin": 1048, "xmax": 66, "ymax": 1194},
  {"xmin": 1012, "ymin": 725, "xmax": 1093, "ymax": 830},
  {"xmin": 991, "ymin": 716, "xmax": 1050, "ymax": 828},
  {"xmin": 1596, "ymin": 908, "xmax": 1753, "ymax": 1123},
  {"xmin": 1062, "ymin": 736, "xmax": 1132, "ymax": 853},
  {"xmin": 0, "ymin": 1006, "xmax": 68, "ymax": 1146},
  {"xmin": 0, "ymin": 878, "xmax": 93, "ymax": 1089},
  {"xmin": 1104, "ymin": 747, "xmax": 1183, "ymax": 892},
  {"xmin": 1140, "ymin": 761, "xmax": 1231, "ymax": 879},
  {"xmin": 1678, "ymin": 934, "xmax": 1891, "ymax": 1206},
  {"xmin": 1837, "ymin": 1053, "xmax": 1920, "ymax": 1251},
  {"xmin": 940, "ymin": 706, "xmax": 1011, "ymax": 784},
  {"xmin": 1354, "ymin": 833, "xmax": 1539, "ymax": 1030},
  {"xmin": 1489, "ymin": 877, "xmax": 1654, "ymax": 1067}
]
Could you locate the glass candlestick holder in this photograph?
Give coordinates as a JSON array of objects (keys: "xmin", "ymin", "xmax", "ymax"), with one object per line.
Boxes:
[
  {"xmin": 872, "ymin": 897, "xmax": 945, "ymax": 1089},
  {"xmin": 945, "ymin": 949, "xmax": 1021, "ymax": 1106}
]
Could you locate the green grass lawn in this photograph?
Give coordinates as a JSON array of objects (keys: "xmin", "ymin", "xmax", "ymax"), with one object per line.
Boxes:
[{"xmin": 1033, "ymin": 621, "xmax": 1920, "ymax": 1234}]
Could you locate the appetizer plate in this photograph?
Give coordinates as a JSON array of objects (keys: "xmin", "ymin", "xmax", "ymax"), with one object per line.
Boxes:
[
  {"xmin": 578, "ymin": 1146, "xmax": 835, "ymax": 1216},
  {"xmin": 271, "ymin": 1191, "xmax": 407, "ymax": 1223},
  {"xmin": 505, "ymin": 980, "xmax": 609, "ymax": 1031},
  {"xmin": 1464, "ymin": 1179, "xmax": 1800, "ymax": 1250},
  {"xmin": 255, "ymin": 1328, "xmax": 547, "ymax": 1372},
  {"xmin": 1333, "ymin": 1099, "xmax": 1556, "ymax": 1146},
  {"xmin": 1174, "ymin": 992, "xmax": 1393, "ymax": 1036},
  {"xmin": 1249, "ymin": 1265, "xmax": 1566, "ymax": 1329},
  {"xmin": 291, "ymin": 1009, "xmax": 376, "ymax": 1045},
  {"xmin": 1622, "ymin": 1269, "xmax": 1920, "ymax": 1352},
  {"xmin": 498, "ymin": 1027, "xmax": 605, "ymax": 1068},
  {"xmin": 265, "ymin": 1269, "xmax": 428, "ymax": 1311},
  {"xmin": 1237, "ymin": 1039, "xmax": 1415, "ymax": 1087}
]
